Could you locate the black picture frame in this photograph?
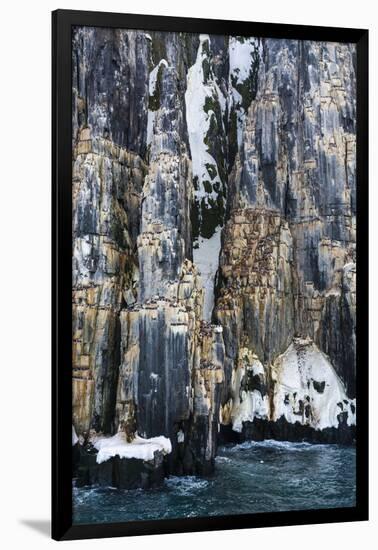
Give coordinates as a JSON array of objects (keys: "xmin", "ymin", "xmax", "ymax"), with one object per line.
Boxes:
[{"xmin": 52, "ymin": 9, "xmax": 369, "ymax": 541}]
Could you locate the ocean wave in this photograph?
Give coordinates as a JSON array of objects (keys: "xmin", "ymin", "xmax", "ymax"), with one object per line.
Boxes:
[
  {"xmin": 165, "ymin": 476, "xmax": 209, "ymax": 495},
  {"xmin": 221, "ymin": 439, "xmax": 333, "ymax": 453},
  {"xmin": 215, "ymin": 456, "xmax": 231, "ymax": 463}
]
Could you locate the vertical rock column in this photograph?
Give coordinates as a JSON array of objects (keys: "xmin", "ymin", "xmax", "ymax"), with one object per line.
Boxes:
[
  {"xmin": 72, "ymin": 144, "xmax": 143, "ymax": 434},
  {"xmin": 288, "ymin": 41, "xmax": 357, "ymax": 395},
  {"xmin": 115, "ymin": 41, "xmax": 226, "ymax": 473},
  {"xmin": 116, "ymin": 58, "xmax": 197, "ymax": 450},
  {"xmin": 72, "ymin": 27, "xmax": 149, "ymax": 435}
]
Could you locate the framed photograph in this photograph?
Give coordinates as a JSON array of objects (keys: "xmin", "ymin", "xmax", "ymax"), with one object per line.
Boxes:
[{"xmin": 52, "ymin": 9, "xmax": 368, "ymax": 541}]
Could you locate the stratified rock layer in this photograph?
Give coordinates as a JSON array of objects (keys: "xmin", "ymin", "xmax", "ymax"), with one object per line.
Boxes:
[{"xmin": 72, "ymin": 29, "xmax": 357, "ymax": 487}]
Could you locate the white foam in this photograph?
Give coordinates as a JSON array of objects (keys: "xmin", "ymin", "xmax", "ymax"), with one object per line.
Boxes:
[
  {"xmin": 165, "ymin": 476, "xmax": 209, "ymax": 495},
  {"xmin": 223, "ymin": 439, "xmax": 320, "ymax": 454}
]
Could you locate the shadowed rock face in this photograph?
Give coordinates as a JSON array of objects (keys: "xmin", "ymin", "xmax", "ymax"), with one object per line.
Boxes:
[{"xmin": 72, "ymin": 28, "xmax": 356, "ymax": 486}]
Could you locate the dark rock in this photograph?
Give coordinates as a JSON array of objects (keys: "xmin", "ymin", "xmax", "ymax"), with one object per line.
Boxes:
[
  {"xmin": 221, "ymin": 417, "xmax": 356, "ymax": 446},
  {"xmin": 74, "ymin": 444, "xmax": 165, "ymax": 489}
]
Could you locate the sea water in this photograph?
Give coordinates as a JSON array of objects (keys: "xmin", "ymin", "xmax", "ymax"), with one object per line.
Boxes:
[{"xmin": 73, "ymin": 441, "xmax": 356, "ymax": 524}]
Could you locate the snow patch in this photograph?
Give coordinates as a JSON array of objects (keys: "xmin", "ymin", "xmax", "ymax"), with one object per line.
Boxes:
[
  {"xmin": 343, "ymin": 262, "xmax": 356, "ymax": 273},
  {"xmin": 271, "ymin": 338, "xmax": 356, "ymax": 430},
  {"xmin": 228, "ymin": 36, "xmax": 260, "ymax": 147},
  {"xmin": 229, "ymin": 37, "xmax": 258, "ymax": 85},
  {"xmin": 193, "ymin": 228, "xmax": 221, "ymax": 321},
  {"xmin": 147, "ymin": 59, "xmax": 168, "ymax": 145},
  {"xmin": 92, "ymin": 432, "xmax": 172, "ymax": 464},
  {"xmin": 72, "ymin": 425, "xmax": 79, "ymax": 446},
  {"xmin": 325, "ymin": 288, "xmax": 341, "ymax": 297},
  {"xmin": 185, "ymin": 35, "xmax": 227, "ymax": 322},
  {"xmin": 185, "ymin": 35, "xmax": 224, "ymax": 198},
  {"xmin": 232, "ymin": 390, "xmax": 270, "ymax": 433},
  {"xmin": 229, "ymin": 339, "xmax": 356, "ymax": 433},
  {"xmin": 230, "ymin": 355, "xmax": 269, "ymax": 432}
]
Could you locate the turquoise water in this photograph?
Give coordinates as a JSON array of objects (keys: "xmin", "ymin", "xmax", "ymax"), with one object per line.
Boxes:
[{"xmin": 73, "ymin": 440, "xmax": 356, "ymax": 524}]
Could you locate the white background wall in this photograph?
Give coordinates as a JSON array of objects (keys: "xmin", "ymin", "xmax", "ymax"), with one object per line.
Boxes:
[{"xmin": 0, "ymin": 0, "xmax": 376, "ymax": 547}]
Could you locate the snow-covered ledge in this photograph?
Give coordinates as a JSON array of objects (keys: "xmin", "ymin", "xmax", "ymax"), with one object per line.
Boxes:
[{"xmin": 90, "ymin": 432, "xmax": 172, "ymax": 465}]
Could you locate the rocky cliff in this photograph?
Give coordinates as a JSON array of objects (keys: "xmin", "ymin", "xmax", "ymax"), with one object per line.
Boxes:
[{"xmin": 72, "ymin": 28, "xmax": 356, "ymax": 487}]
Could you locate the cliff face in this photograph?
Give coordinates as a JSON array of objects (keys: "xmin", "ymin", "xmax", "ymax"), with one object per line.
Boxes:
[
  {"xmin": 72, "ymin": 28, "xmax": 356, "ymax": 485},
  {"xmin": 216, "ymin": 39, "xmax": 356, "ymax": 441}
]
